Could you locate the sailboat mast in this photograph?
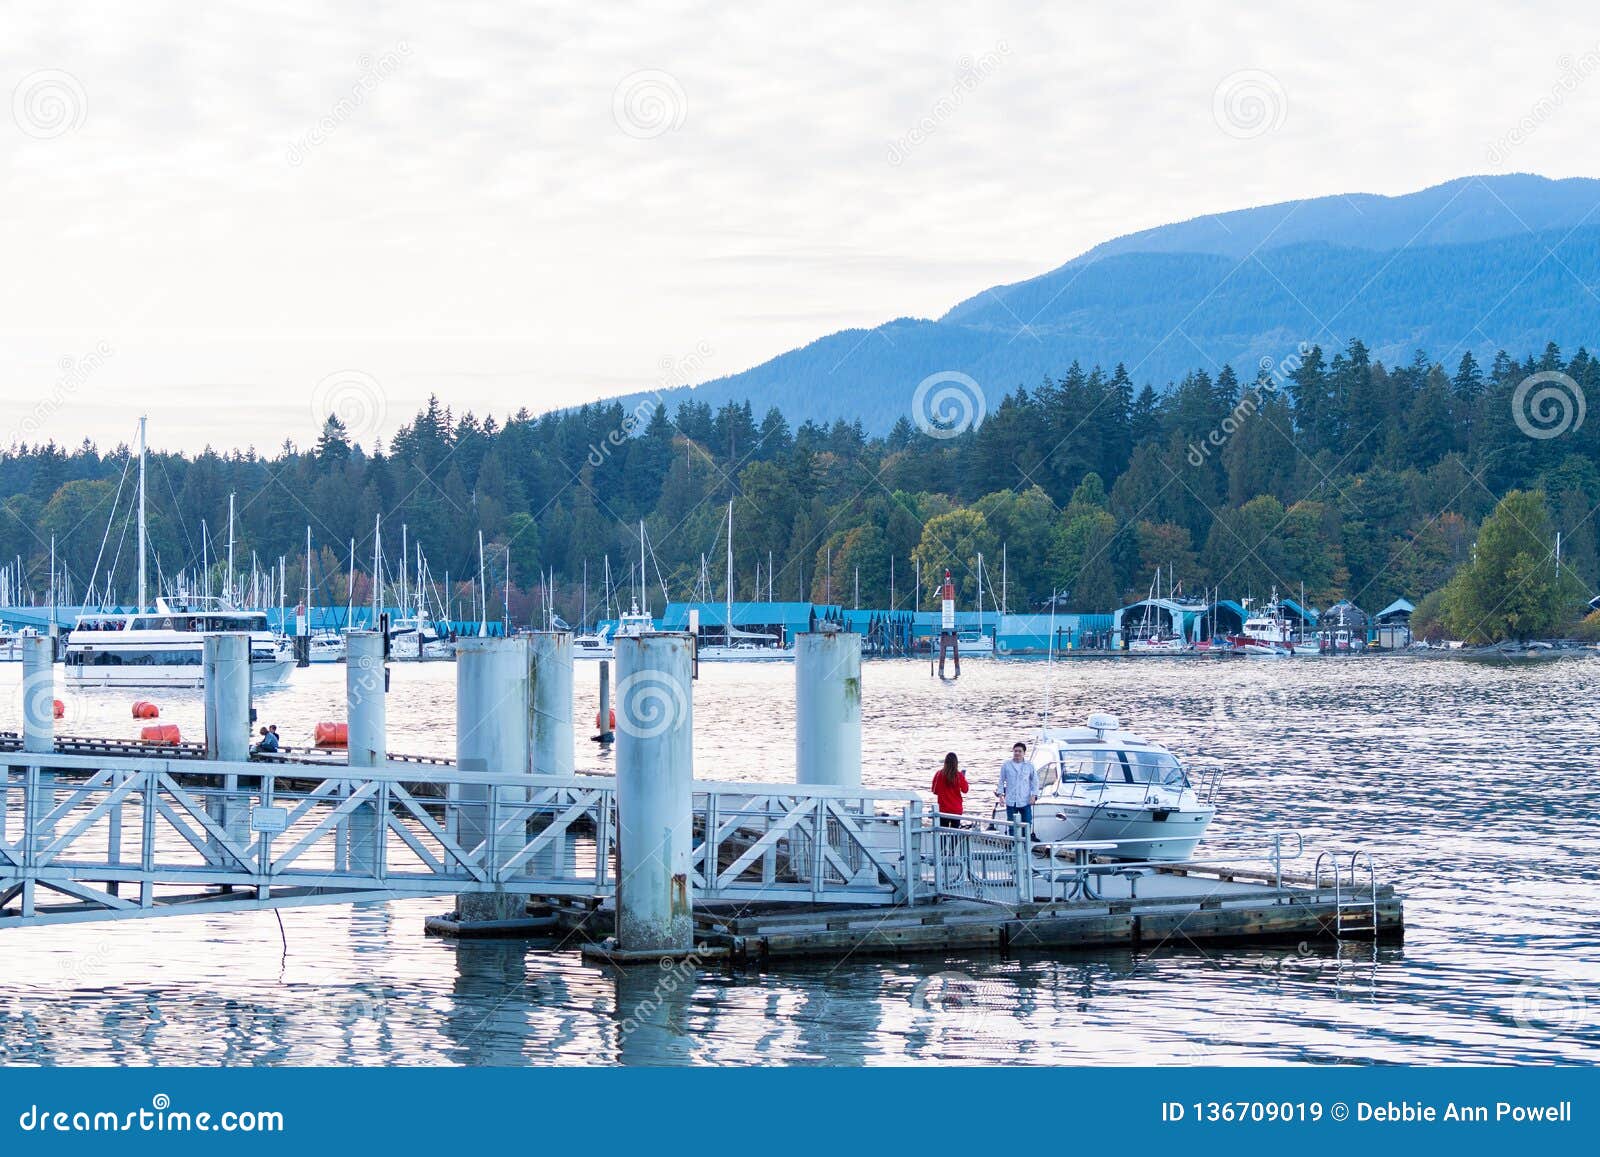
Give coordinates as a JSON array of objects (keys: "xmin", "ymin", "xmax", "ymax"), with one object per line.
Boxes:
[
  {"xmin": 372, "ymin": 515, "xmax": 382, "ymax": 624},
  {"xmin": 477, "ymin": 529, "xmax": 488, "ymax": 636},
  {"xmin": 226, "ymin": 491, "xmax": 235, "ymax": 606},
  {"xmin": 305, "ymin": 526, "xmax": 313, "ymax": 635},
  {"xmin": 725, "ymin": 500, "xmax": 733, "ymax": 645},
  {"xmin": 136, "ymin": 415, "xmax": 148, "ymax": 611}
]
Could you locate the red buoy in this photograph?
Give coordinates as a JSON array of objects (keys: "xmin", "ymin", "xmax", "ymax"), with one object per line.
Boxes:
[
  {"xmin": 52, "ymin": 699, "xmax": 65, "ymax": 719},
  {"xmin": 595, "ymin": 708, "xmax": 616, "ymax": 729},
  {"xmin": 140, "ymin": 724, "xmax": 181, "ymax": 745},
  {"xmin": 131, "ymin": 700, "xmax": 160, "ymax": 719},
  {"xmin": 314, "ymin": 721, "xmax": 349, "ymax": 748}
]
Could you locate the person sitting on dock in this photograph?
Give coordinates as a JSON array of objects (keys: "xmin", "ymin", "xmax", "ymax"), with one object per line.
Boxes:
[
  {"xmin": 997, "ymin": 742, "xmax": 1039, "ymax": 839},
  {"xmin": 251, "ymin": 726, "xmax": 279, "ymax": 755},
  {"xmin": 932, "ymin": 752, "xmax": 968, "ymax": 827}
]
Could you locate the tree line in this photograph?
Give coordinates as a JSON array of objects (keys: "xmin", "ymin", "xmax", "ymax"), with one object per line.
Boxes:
[{"xmin": 2, "ymin": 337, "xmax": 1596, "ymax": 642}]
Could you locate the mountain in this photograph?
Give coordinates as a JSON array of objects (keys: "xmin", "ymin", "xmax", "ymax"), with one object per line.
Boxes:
[{"xmin": 617, "ymin": 174, "xmax": 1600, "ymax": 430}]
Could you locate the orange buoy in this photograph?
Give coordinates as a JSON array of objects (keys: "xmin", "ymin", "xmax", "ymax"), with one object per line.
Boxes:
[
  {"xmin": 595, "ymin": 708, "xmax": 616, "ymax": 729},
  {"xmin": 140, "ymin": 724, "xmax": 181, "ymax": 745},
  {"xmin": 52, "ymin": 699, "xmax": 65, "ymax": 719},
  {"xmin": 314, "ymin": 721, "xmax": 349, "ymax": 748},
  {"xmin": 131, "ymin": 700, "xmax": 160, "ymax": 719}
]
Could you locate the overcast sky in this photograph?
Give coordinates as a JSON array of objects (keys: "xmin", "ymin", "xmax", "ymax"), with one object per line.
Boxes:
[{"xmin": 2, "ymin": 0, "xmax": 1597, "ymax": 454}]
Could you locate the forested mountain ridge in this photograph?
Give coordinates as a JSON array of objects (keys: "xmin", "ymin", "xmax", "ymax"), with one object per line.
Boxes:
[
  {"xmin": 4, "ymin": 334, "xmax": 1597, "ymax": 644},
  {"xmin": 621, "ymin": 175, "xmax": 1600, "ymax": 430}
]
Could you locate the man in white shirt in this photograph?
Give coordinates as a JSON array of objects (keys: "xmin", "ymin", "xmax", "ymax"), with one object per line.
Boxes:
[{"xmin": 997, "ymin": 742, "xmax": 1039, "ymax": 839}]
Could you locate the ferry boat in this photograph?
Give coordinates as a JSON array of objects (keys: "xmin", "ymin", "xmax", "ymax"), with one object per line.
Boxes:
[
  {"xmin": 1025, "ymin": 713, "xmax": 1216, "ymax": 860},
  {"xmin": 63, "ymin": 597, "xmax": 296, "ymax": 689}
]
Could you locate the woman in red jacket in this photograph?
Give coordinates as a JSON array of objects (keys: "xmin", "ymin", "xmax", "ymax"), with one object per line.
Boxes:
[{"xmin": 931, "ymin": 752, "xmax": 968, "ymax": 827}]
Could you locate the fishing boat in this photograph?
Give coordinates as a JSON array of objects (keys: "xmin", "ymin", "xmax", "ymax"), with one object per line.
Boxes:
[
  {"xmin": 1024, "ymin": 713, "xmax": 1216, "ymax": 860},
  {"xmin": 1230, "ymin": 590, "xmax": 1317, "ymax": 656}
]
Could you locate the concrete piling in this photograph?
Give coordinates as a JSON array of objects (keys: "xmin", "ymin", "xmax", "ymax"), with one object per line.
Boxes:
[
  {"xmin": 604, "ymin": 632, "xmax": 695, "ymax": 960},
  {"xmin": 529, "ymin": 631, "xmax": 574, "ymax": 776},
  {"xmin": 21, "ymin": 634, "xmax": 56, "ymax": 849},
  {"xmin": 345, "ymin": 631, "xmax": 386, "ymax": 875},
  {"xmin": 453, "ymin": 636, "xmax": 531, "ymax": 924},
  {"xmin": 795, "ymin": 630, "xmax": 862, "ymax": 789},
  {"xmin": 202, "ymin": 633, "xmax": 252, "ymax": 854},
  {"xmin": 596, "ymin": 659, "xmax": 614, "ymax": 744},
  {"xmin": 21, "ymin": 635, "xmax": 55, "ymax": 755}
]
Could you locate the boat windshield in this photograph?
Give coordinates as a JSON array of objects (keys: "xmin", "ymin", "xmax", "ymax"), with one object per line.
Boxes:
[{"xmin": 1054, "ymin": 747, "xmax": 1188, "ymax": 787}]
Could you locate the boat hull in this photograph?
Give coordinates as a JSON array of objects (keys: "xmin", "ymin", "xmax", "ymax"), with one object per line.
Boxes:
[
  {"xmin": 63, "ymin": 658, "xmax": 297, "ymax": 690},
  {"xmin": 1034, "ymin": 802, "xmax": 1214, "ymax": 861}
]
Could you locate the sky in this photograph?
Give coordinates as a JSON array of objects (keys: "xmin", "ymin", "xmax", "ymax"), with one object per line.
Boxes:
[{"xmin": 2, "ymin": 0, "xmax": 1597, "ymax": 454}]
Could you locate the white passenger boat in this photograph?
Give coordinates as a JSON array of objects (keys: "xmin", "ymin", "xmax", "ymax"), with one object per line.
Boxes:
[
  {"xmin": 307, "ymin": 631, "xmax": 347, "ymax": 663},
  {"xmin": 1026, "ymin": 713, "xmax": 1216, "ymax": 860},
  {"xmin": 63, "ymin": 597, "xmax": 296, "ymax": 689}
]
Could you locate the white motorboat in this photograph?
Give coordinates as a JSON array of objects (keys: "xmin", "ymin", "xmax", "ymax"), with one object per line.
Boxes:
[
  {"xmin": 307, "ymin": 631, "xmax": 346, "ymax": 663},
  {"xmin": 63, "ymin": 597, "xmax": 296, "ymax": 689},
  {"xmin": 1234, "ymin": 590, "xmax": 1318, "ymax": 656},
  {"xmin": 573, "ymin": 624, "xmax": 612, "ymax": 659},
  {"xmin": 1025, "ymin": 713, "xmax": 1216, "ymax": 860}
]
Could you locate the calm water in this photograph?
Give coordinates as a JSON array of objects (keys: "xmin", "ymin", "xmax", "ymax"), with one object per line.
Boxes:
[{"xmin": 2, "ymin": 655, "xmax": 1598, "ymax": 1066}]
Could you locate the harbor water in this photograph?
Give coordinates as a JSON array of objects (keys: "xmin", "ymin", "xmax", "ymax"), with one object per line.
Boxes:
[{"xmin": 2, "ymin": 655, "xmax": 1597, "ymax": 1065}]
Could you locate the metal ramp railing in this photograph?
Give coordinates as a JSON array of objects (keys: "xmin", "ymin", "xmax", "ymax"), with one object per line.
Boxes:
[{"xmin": 1312, "ymin": 848, "xmax": 1378, "ymax": 938}]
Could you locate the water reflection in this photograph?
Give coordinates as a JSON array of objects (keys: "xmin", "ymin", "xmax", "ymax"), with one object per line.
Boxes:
[{"xmin": 2, "ymin": 657, "xmax": 1599, "ymax": 1064}]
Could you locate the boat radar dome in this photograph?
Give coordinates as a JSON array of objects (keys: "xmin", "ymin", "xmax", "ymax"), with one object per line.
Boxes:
[{"xmin": 1086, "ymin": 712, "xmax": 1120, "ymax": 735}]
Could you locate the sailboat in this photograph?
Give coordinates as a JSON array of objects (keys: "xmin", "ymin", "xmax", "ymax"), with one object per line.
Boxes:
[
  {"xmin": 695, "ymin": 501, "xmax": 793, "ymax": 662},
  {"xmin": 61, "ymin": 418, "xmax": 296, "ymax": 689}
]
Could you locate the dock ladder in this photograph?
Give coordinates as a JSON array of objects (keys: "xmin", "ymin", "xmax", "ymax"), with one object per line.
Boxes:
[{"xmin": 1313, "ymin": 849, "xmax": 1378, "ymax": 939}]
